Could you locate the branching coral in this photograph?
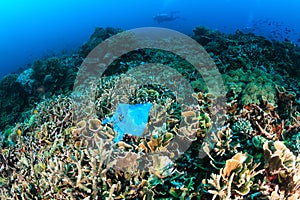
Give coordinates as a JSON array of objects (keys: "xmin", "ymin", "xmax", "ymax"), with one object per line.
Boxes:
[
  {"xmin": 1, "ymin": 25, "xmax": 300, "ymax": 200},
  {"xmin": 202, "ymin": 152, "xmax": 264, "ymax": 199}
]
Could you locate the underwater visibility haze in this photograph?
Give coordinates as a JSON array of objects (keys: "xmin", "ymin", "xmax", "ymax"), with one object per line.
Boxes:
[
  {"xmin": 1, "ymin": 0, "xmax": 300, "ymax": 78},
  {"xmin": 0, "ymin": 0, "xmax": 300, "ymax": 199}
]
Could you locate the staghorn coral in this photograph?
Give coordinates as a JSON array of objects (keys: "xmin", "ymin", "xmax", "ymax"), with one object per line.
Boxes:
[
  {"xmin": 0, "ymin": 71, "xmax": 200, "ymax": 199},
  {"xmin": 41, "ymin": 135, "xmax": 117, "ymax": 199},
  {"xmin": 1, "ymin": 116, "xmax": 121, "ymax": 199}
]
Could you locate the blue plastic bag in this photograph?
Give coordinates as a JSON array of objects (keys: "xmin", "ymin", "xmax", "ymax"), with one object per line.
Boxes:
[{"xmin": 102, "ymin": 103, "xmax": 152, "ymax": 142}]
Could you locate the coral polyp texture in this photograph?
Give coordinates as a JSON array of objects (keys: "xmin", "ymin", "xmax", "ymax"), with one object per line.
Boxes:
[{"xmin": 0, "ymin": 26, "xmax": 300, "ymax": 199}]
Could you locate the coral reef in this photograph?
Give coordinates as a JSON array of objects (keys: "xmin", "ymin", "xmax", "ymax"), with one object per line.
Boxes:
[
  {"xmin": 1, "ymin": 26, "xmax": 300, "ymax": 199},
  {"xmin": 193, "ymin": 26, "xmax": 300, "ymax": 80},
  {"xmin": 0, "ymin": 74, "xmax": 29, "ymax": 131},
  {"xmin": 202, "ymin": 152, "xmax": 263, "ymax": 199},
  {"xmin": 79, "ymin": 27, "xmax": 122, "ymax": 58},
  {"xmin": 223, "ymin": 68, "xmax": 279, "ymax": 105}
]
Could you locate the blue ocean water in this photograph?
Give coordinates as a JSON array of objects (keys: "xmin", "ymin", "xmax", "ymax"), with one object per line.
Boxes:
[{"xmin": 0, "ymin": 0, "xmax": 300, "ymax": 79}]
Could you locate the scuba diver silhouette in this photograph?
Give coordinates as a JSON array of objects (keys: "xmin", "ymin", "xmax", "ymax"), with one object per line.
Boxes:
[{"xmin": 153, "ymin": 11, "xmax": 180, "ymax": 23}]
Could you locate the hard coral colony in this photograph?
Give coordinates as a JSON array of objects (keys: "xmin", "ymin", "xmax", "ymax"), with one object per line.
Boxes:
[{"xmin": 0, "ymin": 26, "xmax": 300, "ymax": 199}]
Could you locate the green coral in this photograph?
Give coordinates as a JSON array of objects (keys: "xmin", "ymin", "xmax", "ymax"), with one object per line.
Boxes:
[
  {"xmin": 232, "ymin": 118, "xmax": 253, "ymax": 135},
  {"xmin": 241, "ymin": 81, "xmax": 276, "ymax": 105},
  {"xmin": 252, "ymin": 135, "xmax": 268, "ymax": 149},
  {"xmin": 224, "ymin": 68, "xmax": 279, "ymax": 105}
]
